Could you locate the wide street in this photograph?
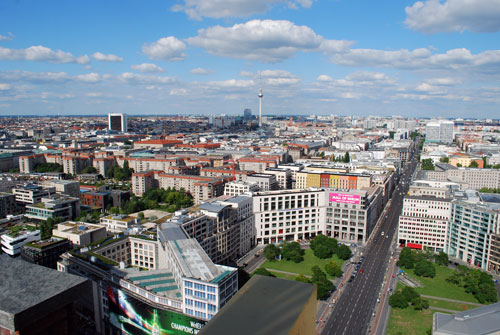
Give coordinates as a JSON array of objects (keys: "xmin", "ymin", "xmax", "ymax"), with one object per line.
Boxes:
[{"xmin": 322, "ymin": 140, "xmax": 420, "ymax": 335}]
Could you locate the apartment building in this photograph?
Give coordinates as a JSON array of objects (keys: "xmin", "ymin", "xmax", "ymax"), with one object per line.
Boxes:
[
  {"xmin": 425, "ymin": 166, "xmax": 500, "ymax": 190},
  {"xmin": 1, "ymin": 229, "xmax": 41, "ymax": 256},
  {"xmin": 99, "ymin": 214, "xmax": 138, "ymax": 232},
  {"xmin": 238, "ymin": 157, "xmax": 278, "ymax": 173},
  {"xmin": 131, "ymin": 171, "xmax": 227, "ymax": 204}
]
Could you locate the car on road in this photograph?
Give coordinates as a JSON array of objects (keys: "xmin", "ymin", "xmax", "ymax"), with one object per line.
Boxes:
[
  {"xmin": 359, "ymin": 268, "xmax": 364, "ymax": 274},
  {"xmin": 381, "ymin": 231, "xmax": 385, "ymax": 236}
]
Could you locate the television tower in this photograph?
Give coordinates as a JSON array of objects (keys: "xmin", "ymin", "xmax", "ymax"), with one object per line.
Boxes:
[{"xmin": 258, "ymin": 75, "xmax": 263, "ymax": 128}]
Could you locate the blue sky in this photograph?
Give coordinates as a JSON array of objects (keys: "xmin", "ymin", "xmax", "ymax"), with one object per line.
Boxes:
[{"xmin": 1, "ymin": 0, "xmax": 500, "ymax": 118}]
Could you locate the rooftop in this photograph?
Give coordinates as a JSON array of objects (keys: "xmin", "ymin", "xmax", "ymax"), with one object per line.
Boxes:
[
  {"xmin": 198, "ymin": 275, "xmax": 315, "ymax": 335},
  {"xmin": 0, "ymin": 256, "xmax": 87, "ymax": 330},
  {"xmin": 433, "ymin": 302, "xmax": 500, "ymax": 335}
]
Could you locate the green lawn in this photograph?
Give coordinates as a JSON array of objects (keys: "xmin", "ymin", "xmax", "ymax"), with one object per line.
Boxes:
[
  {"xmin": 386, "ymin": 308, "xmax": 439, "ymax": 335},
  {"xmin": 260, "ymin": 249, "xmax": 344, "ymax": 278},
  {"xmin": 426, "ymin": 299, "xmax": 479, "ymax": 311},
  {"xmin": 267, "ymin": 270, "xmax": 299, "ymax": 281},
  {"xmin": 403, "ymin": 266, "xmax": 478, "ymax": 303}
]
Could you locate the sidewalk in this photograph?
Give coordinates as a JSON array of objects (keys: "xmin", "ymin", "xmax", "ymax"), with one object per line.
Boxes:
[{"xmin": 421, "ymin": 295, "xmax": 483, "ymax": 306}]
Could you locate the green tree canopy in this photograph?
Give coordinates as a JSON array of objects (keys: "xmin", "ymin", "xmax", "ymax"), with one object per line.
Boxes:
[
  {"xmin": 324, "ymin": 261, "xmax": 343, "ymax": 277},
  {"xmin": 263, "ymin": 244, "xmax": 280, "ymax": 261},
  {"xmin": 254, "ymin": 268, "xmax": 275, "ymax": 277},
  {"xmin": 337, "ymin": 244, "xmax": 353, "ymax": 260},
  {"xmin": 295, "ymin": 274, "xmax": 311, "ymax": 283},
  {"xmin": 435, "ymin": 251, "xmax": 449, "ymax": 266},
  {"xmin": 421, "ymin": 159, "xmax": 435, "ymax": 171},
  {"xmin": 414, "ymin": 260, "xmax": 436, "ymax": 278},
  {"xmin": 311, "ymin": 265, "xmax": 334, "ymax": 300},
  {"xmin": 397, "ymin": 247, "xmax": 416, "ymax": 269},
  {"xmin": 280, "ymin": 241, "xmax": 304, "ymax": 263}
]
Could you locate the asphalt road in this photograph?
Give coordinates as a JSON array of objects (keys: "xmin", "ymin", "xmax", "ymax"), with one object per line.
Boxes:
[{"xmin": 322, "ymin": 141, "xmax": 420, "ymax": 335}]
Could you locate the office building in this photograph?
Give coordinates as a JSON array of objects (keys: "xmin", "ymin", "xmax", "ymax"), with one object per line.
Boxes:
[
  {"xmin": 13, "ymin": 184, "xmax": 56, "ymax": 205},
  {"xmin": 426, "ymin": 120, "xmax": 454, "ymax": 144},
  {"xmin": 224, "ymin": 181, "xmax": 260, "ymax": 196},
  {"xmin": 25, "ymin": 195, "xmax": 80, "ymax": 222},
  {"xmin": 0, "ymin": 192, "xmax": 16, "ymax": 218},
  {"xmin": 108, "ymin": 113, "xmax": 127, "ymax": 132},
  {"xmin": 21, "ymin": 236, "xmax": 73, "ymax": 269},
  {"xmin": 199, "ymin": 275, "xmax": 316, "ymax": 335},
  {"xmin": 52, "ymin": 221, "xmax": 107, "ymax": 247},
  {"xmin": 0, "ymin": 257, "xmax": 89, "ymax": 335},
  {"xmin": 433, "ymin": 302, "xmax": 500, "ymax": 335}
]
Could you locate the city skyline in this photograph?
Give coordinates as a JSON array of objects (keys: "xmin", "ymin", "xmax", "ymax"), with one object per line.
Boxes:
[{"xmin": 1, "ymin": 0, "xmax": 500, "ymax": 118}]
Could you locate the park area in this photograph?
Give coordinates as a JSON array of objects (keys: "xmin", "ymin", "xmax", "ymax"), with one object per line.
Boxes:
[
  {"xmin": 386, "ymin": 265, "xmax": 489, "ymax": 335},
  {"xmin": 259, "ymin": 248, "xmax": 345, "ymax": 279}
]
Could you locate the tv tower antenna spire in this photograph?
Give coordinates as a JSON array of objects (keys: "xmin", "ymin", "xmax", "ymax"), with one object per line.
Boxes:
[{"xmin": 258, "ymin": 72, "xmax": 263, "ymax": 128}]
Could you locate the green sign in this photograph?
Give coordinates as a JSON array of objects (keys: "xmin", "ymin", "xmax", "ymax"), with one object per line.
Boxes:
[{"xmin": 107, "ymin": 285, "xmax": 205, "ymax": 335}]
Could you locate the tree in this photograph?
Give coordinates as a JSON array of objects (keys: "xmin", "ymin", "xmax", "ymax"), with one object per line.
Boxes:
[
  {"xmin": 344, "ymin": 152, "xmax": 350, "ymax": 163},
  {"xmin": 457, "ymin": 163, "xmax": 462, "ymax": 167},
  {"xmin": 397, "ymin": 247, "xmax": 415, "ymax": 269},
  {"xmin": 109, "ymin": 206, "xmax": 120, "ymax": 214},
  {"xmin": 310, "ymin": 235, "xmax": 338, "ymax": 259},
  {"xmin": 81, "ymin": 166, "xmax": 97, "ymax": 174},
  {"xmin": 324, "ymin": 261, "xmax": 343, "ymax": 277},
  {"xmin": 414, "ymin": 260, "xmax": 436, "ymax": 278},
  {"xmin": 402, "ymin": 286, "xmax": 419, "ymax": 302},
  {"xmin": 421, "ymin": 159, "xmax": 435, "ymax": 171},
  {"xmin": 254, "ymin": 268, "xmax": 275, "ymax": 277},
  {"xmin": 389, "ymin": 291, "xmax": 408, "ymax": 309},
  {"xmin": 138, "ymin": 212, "xmax": 145, "ymax": 221},
  {"xmin": 264, "ymin": 244, "xmax": 280, "ymax": 261},
  {"xmin": 411, "ymin": 297, "xmax": 429, "ymax": 310},
  {"xmin": 337, "ymin": 244, "xmax": 352, "ymax": 260},
  {"xmin": 389, "ymin": 131, "xmax": 395, "ymax": 139},
  {"xmin": 295, "ymin": 274, "xmax": 311, "ymax": 283},
  {"xmin": 281, "ymin": 241, "xmax": 304, "ymax": 263},
  {"xmin": 435, "ymin": 251, "xmax": 449, "ymax": 266},
  {"xmin": 469, "ymin": 160, "xmax": 479, "ymax": 168},
  {"xmin": 311, "ymin": 265, "xmax": 334, "ymax": 300},
  {"xmin": 439, "ymin": 157, "xmax": 450, "ymax": 163}
]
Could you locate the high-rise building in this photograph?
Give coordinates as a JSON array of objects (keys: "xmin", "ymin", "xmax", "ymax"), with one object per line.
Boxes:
[
  {"xmin": 425, "ymin": 120, "xmax": 454, "ymax": 144},
  {"xmin": 108, "ymin": 113, "xmax": 127, "ymax": 132},
  {"xmin": 243, "ymin": 109, "xmax": 252, "ymax": 120}
]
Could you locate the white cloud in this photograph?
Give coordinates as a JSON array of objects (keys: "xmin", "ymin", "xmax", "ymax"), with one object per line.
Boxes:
[
  {"xmin": 92, "ymin": 52, "xmax": 123, "ymax": 62},
  {"xmin": 317, "ymin": 75, "xmax": 333, "ymax": 82},
  {"xmin": 0, "ymin": 33, "xmax": 14, "ymax": 41},
  {"xmin": 119, "ymin": 72, "xmax": 177, "ymax": 85},
  {"xmin": 0, "ymin": 45, "xmax": 89, "ymax": 64},
  {"xmin": 85, "ymin": 92, "xmax": 103, "ymax": 97},
  {"xmin": 75, "ymin": 73, "xmax": 101, "ymax": 83},
  {"xmin": 142, "ymin": 37, "xmax": 186, "ymax": 62},
  {"xmin": 172, "ymin": 0, "xmax": 312, "ymax": 20},
  {"xmin": 405, "ymin": 0, "xmax": 500, "ymax": 33},
  {"xmin": 0, "ymin": 84, "xmax": 10, "ymax": 90},
  {"xmin": 188, "ymin": 19, "xmax": 351, "ymax": 63},
  {"xmin": 427, "ymin": 77, "xmax": 461, "ymax": 86},
  {"xmin": 239, "ymin": 71, "xmax": 254, "ymax": 77},
  {"xmin": 206, "ymin": 79, "xmax": 255, "ymax": 89},
  {"xmin": 170, "ymin": 88, "xmax": 190, "ymax": 95},
  {"xmin": 191, "ymin": 67, "xmax": 212, "ymax": 75},
  {"xmin": 131, "ymin": 63, "xmax": 165, "ymax": 73},
  {"xmin": 0, "ymin": 70, "xmax": 70, "ymax": 83},
  {"xmin": 327, "ymin": 47, "xmax": 500, "ymax": 73}
]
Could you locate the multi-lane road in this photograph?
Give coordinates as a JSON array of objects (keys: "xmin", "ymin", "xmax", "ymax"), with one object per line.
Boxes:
[{"xmin": 322, "ymin": 141, "xmax": 420, "ymax": 335}]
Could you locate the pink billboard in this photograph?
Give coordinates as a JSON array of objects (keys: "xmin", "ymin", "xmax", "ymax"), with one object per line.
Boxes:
[{"xmin": 329, "ymin": 192, "xmax": 361, "ymax": 204}]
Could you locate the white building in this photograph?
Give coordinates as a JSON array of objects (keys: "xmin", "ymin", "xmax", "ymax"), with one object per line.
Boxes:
[
  {"xmin": 1, "ymin": 229, "xmax": 41, "ymax": 256},
  {"xmin": 224, "ymin": 181, "xmax": 260, "ymax": 197},
  {"xmin": 398, "ymin": 196, "xmax": 451, "ymax": 252}
]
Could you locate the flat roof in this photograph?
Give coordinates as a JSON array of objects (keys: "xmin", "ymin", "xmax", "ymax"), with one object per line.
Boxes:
[
  {"xmin": 0, "ymin": 256, "xmax": 87, "ymax": 329},
  {"xmin": 199, "ymin": 275, "xmax": 315, "ymax": 335},
  {"xmin": 433, "ymin": 302, "xmax": 500, "ymax": 335}
]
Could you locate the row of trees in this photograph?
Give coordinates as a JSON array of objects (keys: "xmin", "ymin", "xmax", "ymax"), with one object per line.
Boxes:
[
  {"xmin": 389, "ymin": 286, "xmax": 429, "ymax": 311},
  {"xmin": 295, "ymin": 266, "xmax": 335, "ymax": 299},
  {"xmin": 110, "ymin": 187, "xmax": 193, "ymax": 215},
  {"xmin": 34, "ymin": 162, "xmax": 63, "ymax": 173},
  {"xmin": 479, "ymin": 187, "xmax": 500, "ymax": 194},
  {"xmin": 446, "ymin": 266, "xmax": 498, "ymax": 303}
]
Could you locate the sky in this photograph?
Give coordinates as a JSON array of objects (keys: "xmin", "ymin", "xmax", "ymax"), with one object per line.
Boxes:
[{"xmin": 1, "ymin": 0, "xmax": 500, "ymax": 118}]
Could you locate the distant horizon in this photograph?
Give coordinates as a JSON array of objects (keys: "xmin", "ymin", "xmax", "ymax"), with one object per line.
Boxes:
[{"xmin": 1, "ymin": 1, "xmax": 499, "ymax": 118}]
